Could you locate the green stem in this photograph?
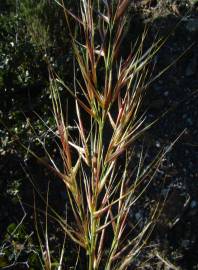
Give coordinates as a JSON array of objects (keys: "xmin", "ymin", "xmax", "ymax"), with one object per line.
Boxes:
[
  {"xmin": 89, "ymin": 212, "xmax": 97, "ymax": 270},
  {"xmin": 89, "ymin": 115, "xmax": 105, "ymax": 270}
]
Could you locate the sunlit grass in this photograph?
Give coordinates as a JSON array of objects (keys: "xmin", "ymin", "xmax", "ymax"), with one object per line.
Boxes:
[{"xmin": 36, "ymin": 0, "xmax": 177, "ymax": 269}]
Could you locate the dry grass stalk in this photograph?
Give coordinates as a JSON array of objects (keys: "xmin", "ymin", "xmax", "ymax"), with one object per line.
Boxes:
[{"xmin": 44, "ymin": 0, "xmax": 171, "ymax": 269}]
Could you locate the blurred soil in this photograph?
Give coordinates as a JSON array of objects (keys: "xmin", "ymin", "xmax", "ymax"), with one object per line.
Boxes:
[{"xmin": 129, "ymin": 0, "xmax": 198, "ymax": 269}]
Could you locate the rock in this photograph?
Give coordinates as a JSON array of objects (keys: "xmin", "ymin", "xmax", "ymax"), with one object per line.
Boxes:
[
  {"xmin": 181, "ymin": 239, "xmax": 190, "ymax": 249},
  {"xmin": 135, "ymin": 212, "xmax": 142, "ymax": 221},
  {"xmin": 155, "ymin": 141, "xmax": 161, "ymax": 148},
  {"xmin": 185, "ymin": 18, "xmax": 198, "ymax": 32},
  {"xmin": 186, "ymin": 117, "xmax": 193, "ymax": 126},
  {"xmin": 164, "ymin": 91, "xmax": 169, "ymax": 96},
  {"xmin": 190, "ymin": 200, "xmax": 198, "ymax": 208},
  {"xmin": 185, "ymin": 56, "xmax": 197, "ymax": 76}
]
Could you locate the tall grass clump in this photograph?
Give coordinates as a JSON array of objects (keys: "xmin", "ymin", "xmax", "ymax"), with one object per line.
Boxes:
[{"xmin": 41, "ymin": 0, "xmax": 171, "ymax": 269}]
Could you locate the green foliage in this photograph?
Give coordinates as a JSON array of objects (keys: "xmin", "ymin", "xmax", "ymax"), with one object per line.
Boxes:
[
  {"xmin": 0, "ymin": 1, "xmax": 53, "ymax": 157},
  {"xmin": 0, "ymin": 221, "xmax": 42, "ymax": 269},
  {"xmin": 0, "ymin": 3, "xmax": 63, "ymax": 268},
  {"xmin": 21, "ymin": 0, "xmax": 52, "ymax": 49}
]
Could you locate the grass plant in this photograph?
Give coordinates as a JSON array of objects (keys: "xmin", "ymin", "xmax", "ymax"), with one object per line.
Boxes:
[{"xmin": 33, "ymin": 0, "xmax": 179, "ymax": 269}]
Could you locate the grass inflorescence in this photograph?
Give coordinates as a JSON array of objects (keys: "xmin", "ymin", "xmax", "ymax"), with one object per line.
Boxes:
[{"xmin": 39, "ymin": 0, "xmax": 174, "ymax": 269}]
